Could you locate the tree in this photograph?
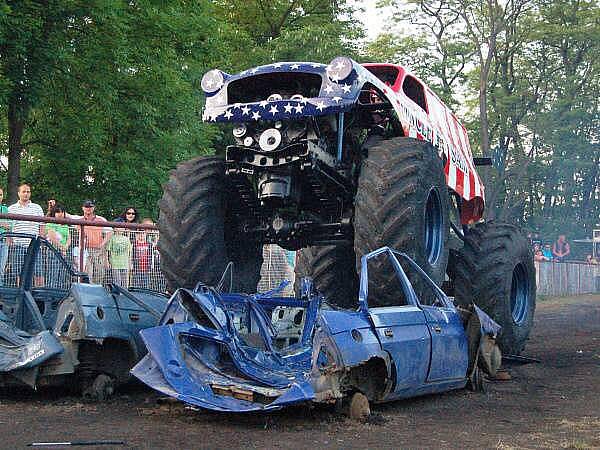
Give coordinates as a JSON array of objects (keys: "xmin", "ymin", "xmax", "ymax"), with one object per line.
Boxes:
[
  {"xmin": 369, "ymin": 0, "xmax": 599, "ymax": 239},
  {"xmin": 365, "ymin": 1, "xmax": 474, "ymax": 108},
  {"xmin": 213, "ymin": 0, "xmax": 364, "ymax": 68},
  {"xmin": 1, "ymin": 1, "xmax": 223, "ymax": 214}
]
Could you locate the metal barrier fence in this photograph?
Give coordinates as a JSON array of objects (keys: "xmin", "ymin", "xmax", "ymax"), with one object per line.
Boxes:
[
  {"xmin": 258, "ymin": 245, "xmax": 296, "ymax": 296},
  {"xmin": 0, "ymin": 214, "xmax": 296, "ymax": 294},
  {"xmin": 4, "ymin": 214, "xmax": 600, "ymax": 298},
  {"xmin": 535, "ymin": 261, "xmax": 600, "ymax": 296}
]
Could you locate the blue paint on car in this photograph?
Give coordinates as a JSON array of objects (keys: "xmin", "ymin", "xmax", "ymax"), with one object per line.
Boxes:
[
  {"xmin": 0, "ymin": 233, "xmax": 168, "ymax": 394},
  {"xmin": 132, "ymin": 246, "xmax": 501, "ymax": 412}
]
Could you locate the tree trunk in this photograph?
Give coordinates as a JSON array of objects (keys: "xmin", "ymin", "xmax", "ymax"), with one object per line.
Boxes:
[
  {"xmin": 479, "ymin": 72, "xmax": 491, "ymax": 158},
  {"xmin": 7, "ymin": 99, "xmax": 24, "ymax": 204}
]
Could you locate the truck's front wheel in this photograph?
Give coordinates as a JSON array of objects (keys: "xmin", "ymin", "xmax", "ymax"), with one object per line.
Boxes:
[
  {"xmin": 158, "ymin": 156, "xmax": 263, "ymax": 293},
  {"xmin": 354, "ymin": 137, "xmax": 449, "ymax": 304},
  {"xmin": 294, "ymin": 245, "xmax": 358, "ymax": 308}
]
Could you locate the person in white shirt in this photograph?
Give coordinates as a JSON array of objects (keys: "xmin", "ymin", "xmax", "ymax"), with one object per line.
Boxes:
[{"xmin": 8, "ymin": 183, "xmax": 45, "ymax": 285}]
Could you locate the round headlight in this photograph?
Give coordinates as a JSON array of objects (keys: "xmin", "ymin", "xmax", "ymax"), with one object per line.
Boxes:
[
  {"xmin": 259, "ymin": 128, "xmax": 282, "ymax": 152},
  {"xmin": 233, "ymin": 124, "xmax": 247, "ymax": 138},
  {"xmin": 201, "ymin": 69, "xmax": 224, "ymax": 93},
  {"xmin": 327, "ymin": 57, "xmax": 353, "ymax": 82}
]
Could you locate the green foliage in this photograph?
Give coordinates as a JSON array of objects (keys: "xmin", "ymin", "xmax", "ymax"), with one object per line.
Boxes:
[
  {"xmin": 212, "ymin": 0, "xmax": 363, "ymax": 68},
  {"xmin": 1, "ymin": 0, "xmax": 361, "ymax": 219},
  {"xmin": 0, "ymin": 1, "xmax": 227, "ymax": 217},
  {"xmin": 367, "ymin": 0, "xmax": 600, "ymax": 240}
]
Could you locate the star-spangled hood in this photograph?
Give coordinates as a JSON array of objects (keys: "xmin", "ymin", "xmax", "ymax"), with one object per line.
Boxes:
[{"xmin": 201, "ymin": 57, "xmax": 389, "ymax": 123}]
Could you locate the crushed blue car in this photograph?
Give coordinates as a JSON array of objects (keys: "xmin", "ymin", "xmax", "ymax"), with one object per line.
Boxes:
[
  {"xmin": 132, "ymin": 247, "xmax": 502, "ymax": 413},
  {"xmin": 0, "ymin": 233, "xmax": 168, "ymax": 399}
]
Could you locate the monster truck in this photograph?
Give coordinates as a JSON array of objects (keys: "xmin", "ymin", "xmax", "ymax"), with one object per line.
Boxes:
[{"xmin": 158, "ymin": 57, "xmax": 535, "ymax": 354}]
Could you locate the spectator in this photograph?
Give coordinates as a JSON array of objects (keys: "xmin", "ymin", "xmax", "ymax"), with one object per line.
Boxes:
[
  {"xmin": 46, "ymin": 204, "xmax": 71, "ymax": 287},
  {"xmin": 45, "ymin": 198, "xmax": 56, "ymax": 216},
  {"xmin": 552, "ymin": 234, "xmax": 571, "ymax": 262},
  {"xmin": 8, "ymin": 183, "xmax": 45, "ymax": 285},
  {"xmin": 132, "ymin": 218, "xmax": 153, "ymax": 288},
  {"xmin": 81, "ymin": 200, "xmax": 112, "ymax": 284},
  {"xmin": 542, "ymin": 244, "xmax": 553, "ymax": 261},
  {"xmin": 533, "ymin": 243, "xmax": 549, "ymax": 262},
  {"xmin": 106, "ymin": 227, "xmax": 132, "ymax": 287},
  {"xmin": 115, "ymin": 207, "xmax": 138, "ymax": 224},
  {"xmin": 0, "ymin": 188, "xmax": 9, "ymax": 285},
  {"xmin": 534, "ymin": 249, "xmax": 549, "ymax": 262},
  {"xmin": 585, "ymin": 254, "xmax": 598, "ymax": 265},
  {"xmin": 46, "ymin": 204, "xmax": 71, "ymax": 254}
]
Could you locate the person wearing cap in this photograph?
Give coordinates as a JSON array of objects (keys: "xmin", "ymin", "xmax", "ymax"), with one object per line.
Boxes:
[
  {"xmin": 81, "ymin": 200, "xmax": 112, "ymax": 284},
  {"xmin": 8, "ymin": 183, "xmax": 45, "ymax": 285}
]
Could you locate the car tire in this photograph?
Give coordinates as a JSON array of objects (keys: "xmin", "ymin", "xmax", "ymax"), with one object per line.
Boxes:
[
  {"xmin": 354, "ymin": 137, "xmax": 449, "ymax": 305},
  {"xmin": 158, "ymin": 156, "xmax": 263, "ymax": 293},
  {"xmin": 451, "ymin": 222, "xmax": 536, "ymax": 355}
]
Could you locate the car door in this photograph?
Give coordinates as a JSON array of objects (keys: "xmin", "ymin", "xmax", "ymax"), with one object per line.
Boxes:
[
  {"xmin": 359, "ymin": 248, "xmax": 431, "ymax": 393},
  {"xmin": 30, "ymin": 238, "xmax": 74, "ymax": 329},
  {"xmin": 420, "ymin": 304, "xmax": 468, "ymax": 381},
  {"xmin": 397, "ymin": 253, "xmax": 469, "ymax": 382}
]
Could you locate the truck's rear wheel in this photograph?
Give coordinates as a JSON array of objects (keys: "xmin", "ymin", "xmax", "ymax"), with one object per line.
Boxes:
[
  {"xmin": 451, "ymin": 222, "xmax": 536, "ymax": 354},
  {"xmin": 294, "ymin": 245, "xmax": 358, "ymax": 308},
  {"xmin": 354, "ymin": 137, "xmax": 449, "ymax": 305},
  {"xmin": 158, "ymin": 156, "xmax": 262, "ymax": 293}
]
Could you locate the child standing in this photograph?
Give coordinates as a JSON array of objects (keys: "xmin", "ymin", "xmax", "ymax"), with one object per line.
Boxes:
[
  {"xmin": 46, "ymin": 205, "xmax": 72, "ymax": 288},
  {"xmin": 132, "ymin": 220, "xmax": 152, "ymax": 289},
  {"xmin": 106, "ymin": 228, "xmax": 132, "ymax": 287}
]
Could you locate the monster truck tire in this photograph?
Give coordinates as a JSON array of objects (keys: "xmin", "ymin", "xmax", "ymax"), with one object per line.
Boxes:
[
  {"xmin": 158, "ymin": 156, "xmax": 262, "ymax": 293},
  {"xmin": 354, "ymin": 137, "xmax": 449, "ymax": 306},
  {"xmin": 451, "ymin": 222, "xmax": 536, "ymax": 355},
  {"xmin": 294, "ymin": 245, "xmax": 359, "ymax": 308}
]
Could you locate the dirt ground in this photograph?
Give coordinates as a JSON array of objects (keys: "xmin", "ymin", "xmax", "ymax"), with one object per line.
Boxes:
[{"xmin": 1, "ymin": 294, "xmax": 598, "ymax": 449}]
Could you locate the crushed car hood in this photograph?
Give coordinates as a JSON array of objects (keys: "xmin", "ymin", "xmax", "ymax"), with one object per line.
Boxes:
[
  {"xmin": 0, "ymin": 311, "xmax": 63, "ymax": 373},
  {"xmin": 132, "ymin": 288, "xmax": 320, "ymax": 411}
]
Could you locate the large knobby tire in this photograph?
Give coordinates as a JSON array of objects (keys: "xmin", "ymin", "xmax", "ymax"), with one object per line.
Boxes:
[
  {"xmin": 451, "ymin": 222, "xmax": 536, "ymax": 355},
  {"xmin": 294, "ymin": 245, "xmax": 359, "ymax": 308},
  {"xmin": 354, "ymin": 137, "xmax": 449, "ymax": 306},
  {"xmin": 158, "ymin": 156, "xmax": 263, "ymax": 293}
]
